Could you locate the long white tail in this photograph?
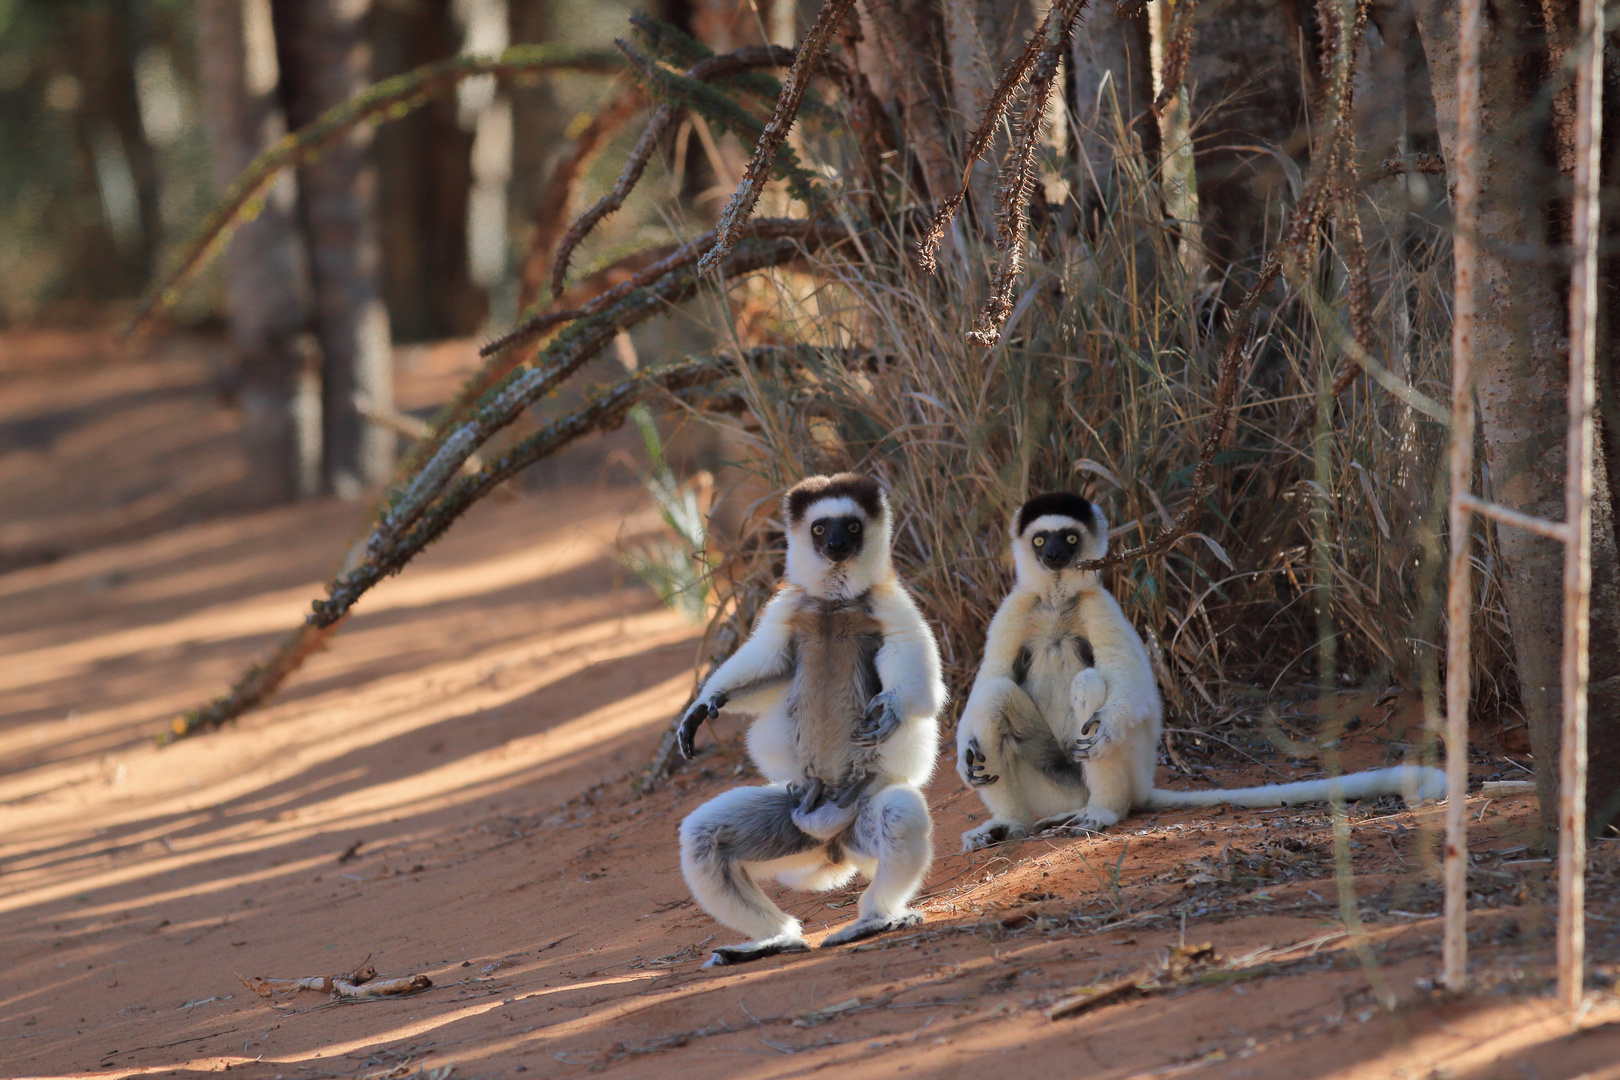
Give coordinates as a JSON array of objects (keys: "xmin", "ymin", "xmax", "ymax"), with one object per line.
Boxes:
[{"xmin": 1145, "ymin": 765, "xmax": 1446, "ymax": 810}]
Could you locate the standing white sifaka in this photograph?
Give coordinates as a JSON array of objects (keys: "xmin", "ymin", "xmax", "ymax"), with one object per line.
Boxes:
[{"xmin": 676, "ymin": 473, "xmax": 946, "ymax": 966}]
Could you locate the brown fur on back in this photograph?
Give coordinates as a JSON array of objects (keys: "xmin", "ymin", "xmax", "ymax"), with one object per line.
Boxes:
[{"xmin": 784, "ymin": 592, "xmax": 884, "ymax": 790}]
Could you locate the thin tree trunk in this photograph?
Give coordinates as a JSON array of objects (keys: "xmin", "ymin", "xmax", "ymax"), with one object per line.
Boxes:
[
  {"xmin": 862, "ymin": 0, "xmax": 957, "ymax": 201},
  {"xmin": 368, "ymin": 0, "xmax": 483, "ymax": 342},
  {"xmin": 508, "ymin": 0, "xmax": 562, "ymax": 280},
  {"xmin": 1414, "ymin": 0, "xmax": 1620, "ymax": 834},
  {"xmin": 65, "ymin": 0, "xmax": 162, "ymax": 293},
  {"xmin": 102, "ymin": 0, "xmax": 164, "ymax": 279},
  {"xmin": 197, "ymin": 0, "xmax": 318, "ymax": 505},
  {"xmin": 271, "ymin": 0, "xmax": 395, "ymax": 498},
  {"xmin": 1184, "ymin": 0, "xmax": 1306, "ymax": 280},
  {"xmin": 1070, "ymin": 3, "xmax": 1157, "ymax": 214}
]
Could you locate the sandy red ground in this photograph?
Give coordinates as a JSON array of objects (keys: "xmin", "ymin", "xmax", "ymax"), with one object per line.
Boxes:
[{"xmin": 3, "ymin": 332, "xmax": 1618, "ymax": 1080}]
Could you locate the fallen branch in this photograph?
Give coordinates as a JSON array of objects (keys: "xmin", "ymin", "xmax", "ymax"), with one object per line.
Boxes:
[
  {"xmin": 1046, "ymin": 942, "xmax": 1219, "ymax": 1020},
  {"xmin": 172, "ymin": 349, "xmax": 785, "ymax": 739},
  {"xmin": 238, "ymin": 964, "xmax": 433, "ymax": 1002}
]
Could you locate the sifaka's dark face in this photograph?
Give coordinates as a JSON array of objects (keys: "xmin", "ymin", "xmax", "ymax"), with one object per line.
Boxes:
[
  {"xmin": 810, "ymin": 514, "xmax": 866, "ymax": 563},
  {"xmin": 1029, "ymin": 521, "xmax": 1085, "ymax": 571}
]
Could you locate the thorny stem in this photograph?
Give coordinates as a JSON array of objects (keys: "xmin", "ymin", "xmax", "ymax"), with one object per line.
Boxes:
[
  {"xmin": 490, "ymin": 218, "xmax": 834, "ymax": 359},
  {"xmin": 699, "ymin": 0, "xmax": 855, "ymax": 274},
  {"xmin": 913, "ymin": 3, "xmax": 1056, "ymax": 274},
  {"xmin": 967, "ymin": 0, "xmax": 1089, "ymax": 347},
  {"xmin": 368, "ymin": 232, "xmax": 833, "ymax": 568},
  {"xmin": 550, "ymin": 44, "xmax": 806, "ymax": 299},
  {"xmin": 517, "ymin": 81, "xmax": 648, "ymax": 311},
  {"xmin": 1151, "ymin": 0, "xmax": 1200, "ymax": 118}
]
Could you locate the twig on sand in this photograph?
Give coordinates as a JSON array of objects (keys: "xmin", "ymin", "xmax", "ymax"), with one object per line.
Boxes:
[
  {"xmin": 238, "ymin": 962, "xmax": 432, "ymax": 1002},
  {"xmin": 1047, "ymin": 942, "xmax": 1220, "ymax": 1019}
]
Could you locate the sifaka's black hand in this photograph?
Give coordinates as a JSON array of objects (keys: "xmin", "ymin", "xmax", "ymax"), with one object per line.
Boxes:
[
  {"xmin": 676, "ymin": 690, "xmax": 729, "ymax": 759},
  {"xmin": 852, "ymin": 691, "xmax": 901, "ymax": 747},
  {"xmin": 961, "ymin": 736, "xmax": 999, "ymax": 787},
  {"xmin": 788, "ymin": 777, "xmax": 827, "ymax": 815}
]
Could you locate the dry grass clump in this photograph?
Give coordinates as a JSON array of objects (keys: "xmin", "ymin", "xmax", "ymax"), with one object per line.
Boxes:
[{"xmin": 687, "ymin": 119, "xmax": 1516, "ymax": 732}]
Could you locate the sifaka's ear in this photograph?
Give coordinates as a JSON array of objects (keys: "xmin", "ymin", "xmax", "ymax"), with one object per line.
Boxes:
[{"xmin": 1087, "ymin": 503, "xmax": 1109, "ymax": 559}]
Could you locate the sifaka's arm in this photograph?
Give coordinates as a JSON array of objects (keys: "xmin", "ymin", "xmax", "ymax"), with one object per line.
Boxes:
[{"xmin": 678, "ymin": 589, "xmax": 798, "ymax": 758}]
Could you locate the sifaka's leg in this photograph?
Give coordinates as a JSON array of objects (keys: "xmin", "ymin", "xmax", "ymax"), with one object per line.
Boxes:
[
  {"xmin": 959, "ymin": 678, "xmax": 1053, "ymax": 851},
  {"xmin": 679, "ymin": 785, "xmax": 826, "ymax": 967},
  {"xmin": 1037, "ymin": 699, "xmax": 1142, "ymax": 835},
  {"xmin": 821, "ymin": 784, "xmax": 933, "ymax": 947}
]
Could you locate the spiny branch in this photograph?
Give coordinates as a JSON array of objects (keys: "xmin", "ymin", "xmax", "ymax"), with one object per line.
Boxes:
[
  {"xmin": 370, "ymin": 232, "xmax": 833, "ymax": 569},
  {"xmin": 913, "ymin": 6, "xmax": 1054, "ymax": 274},
  {"xmin": 698, "ymin": 0, "xmax": 855, "ymax": 274},
  {"xmin": 1151, "ymin": 0, "xmax": 1200, "ymax": 118},
  {"xmin": 126, "ymin": 45, "xmax": 621, "ymax": 335},
  {"xmin": 517, "ymin": 81, "xmax": 648, "ymax": 311},
  {"xmin": 1357, "ymin": 151, "xmax": 1445, "ymax": 189},
  {"xmin": 967, "ymin": 0, "xmax": 1088, "ymax": 347},
  {"xmin": 490, "ymin": 218, "xmax": 836, "ymax": 359},
  {"xmin": 550, "ymin": 43, "xmax": 813, "ymax": 298}
]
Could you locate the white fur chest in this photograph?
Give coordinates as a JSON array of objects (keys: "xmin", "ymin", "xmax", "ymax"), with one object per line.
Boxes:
[{"xmin": 1015, "ymin": 590, "xmax": 1093, "ymax": 727}]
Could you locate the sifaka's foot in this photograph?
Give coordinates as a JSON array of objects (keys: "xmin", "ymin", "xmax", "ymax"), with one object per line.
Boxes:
[
  {"xmin": 819, "ymin": 910, "xmax": 924, "ymax": 948},
  {"xmin": 960, "ymin": 818, "xmax": 1029, "ymax": 852},
  {"xmin": 1034, "ymin": 810, "xmax": 1109, "ymax": 835},
  {"xmin": 701, "ymin": 933, "xmax": 810, "ymax": 968}
]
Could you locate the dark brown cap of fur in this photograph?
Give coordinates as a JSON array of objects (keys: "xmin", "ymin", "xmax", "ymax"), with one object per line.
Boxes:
[
  {"xmin": 1015, "ymin": 492, "xmax": 1100, "ymax": 535},
  {"xmin": 785, "ymin": 473, "xmax": 885, "ymax": 525}
]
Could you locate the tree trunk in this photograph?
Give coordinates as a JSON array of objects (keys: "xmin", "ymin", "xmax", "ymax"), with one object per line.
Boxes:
[
  {"xmin": 64, "ymin": 0, "xmax": 163, "ymax": 294},
  {"xmin": 271, "ymin": 0, "xmax": 395, "ymax": 497},
  {"xmin": 1184, "ymin": 0, "xmax": 1307, "ymax": 279},
  {"xmin": 1413, "ymin": 0, "xmax": 1620, "ymax": 834},
  {"xmin": 1070, "ymin": 3, "xmax": 1158, "ymax": 215},
  {"xmin": 197, "ymin": 0, "xmax": 319, "ymax": 505},
  {"xmin": 367, "ymin": 0, "xmax": 483, "ymax": 342},
  {"xmin": 508, "ymin": 0, "xmax": 562, "ymax": 277},
  {"xmin": 862, "ymin": 0, "xmax": 957, "ymax": 201}
]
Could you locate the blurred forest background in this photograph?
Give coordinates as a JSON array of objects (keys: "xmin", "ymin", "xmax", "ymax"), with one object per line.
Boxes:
[{"xmin": 0, "ymin": 0, "xmax": 1615, "ymax": 831}]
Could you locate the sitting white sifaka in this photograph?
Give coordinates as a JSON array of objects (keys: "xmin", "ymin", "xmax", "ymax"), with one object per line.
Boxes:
[
  {"xmin": 956, "ymin": 492, "xmax": 1446, "ymax": 852},
  {"xmin": 676, "ymin": 473, "xmax": 947, "ymax": 966}
]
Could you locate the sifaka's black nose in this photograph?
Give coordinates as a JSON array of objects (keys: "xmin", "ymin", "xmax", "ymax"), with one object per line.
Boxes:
[
  {"xmin": 1039, "ymin": 539, "xmax": 1074, "ymax": 569},
  {"xmin": 823, "ymin": 539, "xmax": 856, "ymax": 561}
]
